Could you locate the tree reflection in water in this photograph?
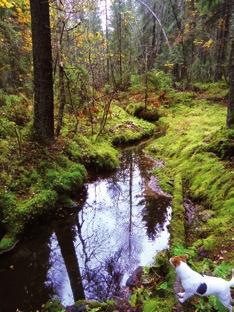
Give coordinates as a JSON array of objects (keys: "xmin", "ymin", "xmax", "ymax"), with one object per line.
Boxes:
[
  {"xmin": 45, "ymin": 148, "xmax": 172, "ymax": 305},
  {"xmin": 0, "ymin": 148, "xmax": 171, "ymax": 311}
]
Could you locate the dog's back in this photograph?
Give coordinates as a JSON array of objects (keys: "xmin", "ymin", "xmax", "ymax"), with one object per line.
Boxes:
[{"xmin": 202, "ymin": 275, "xmax": 231, "ymax": 296}]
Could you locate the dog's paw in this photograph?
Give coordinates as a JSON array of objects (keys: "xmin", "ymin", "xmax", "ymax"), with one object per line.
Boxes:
[
  {"xmin": 177, "ymin": 292, "xmax": 185, "ymax": 298},
  {"xmin": 178, "ymin": 297, "xmax": 184, "ymax": 304}
]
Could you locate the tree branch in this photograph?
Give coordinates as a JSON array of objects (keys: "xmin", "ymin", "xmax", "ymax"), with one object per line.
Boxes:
[{"xmin": 136, "ymin": 0, "xmax": 171, "ymax": 50}]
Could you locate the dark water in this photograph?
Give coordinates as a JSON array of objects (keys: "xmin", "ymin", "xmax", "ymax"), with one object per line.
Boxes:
[{"xmin": 0, "ymin": 148, "xmax": 171, "ymax": 312}]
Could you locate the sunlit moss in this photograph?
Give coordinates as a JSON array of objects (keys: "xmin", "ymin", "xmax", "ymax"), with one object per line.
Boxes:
[
  {"xmin": 71, "ymin": 135, "xmax": 120, "ymax": 171},
  {"xmin": 146, "ymin": 99, "xmax": 233, "ymax": 253},
  {"xmin": 170, "ymin": 175, "xmax": 185, "ymax": 248},
  {"xmin": 45, "ymin": 164, "xmax": 86, "ymax": 193},
  {"xmin": 106, "ymin": 105, "xmax": 155, "ymax": 145},
  {"xmin": 193, "ymin": 81, "xmax": 228, "ymax": 100}
]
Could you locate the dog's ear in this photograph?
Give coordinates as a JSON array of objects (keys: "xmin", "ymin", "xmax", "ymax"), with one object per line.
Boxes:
[
  {"xmin": 170, "ymin": 256, "xmax": 180, "ymax": 267},
  {"xmin": 181, "ymin": 254, "xmax": 189, "ymax": 262}
]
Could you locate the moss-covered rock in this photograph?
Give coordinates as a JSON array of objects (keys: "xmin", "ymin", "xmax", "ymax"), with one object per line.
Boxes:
[
  {"xmin": 18, "ymin": 189, "xmax": 58, "ymax": 220},
  {"xmin": 45, "ymin": 163, "xmax": 86, "ymax": 194},
  {"xmin": 70, "ymin": 135, "xmax": 120, "ymax": 171}
]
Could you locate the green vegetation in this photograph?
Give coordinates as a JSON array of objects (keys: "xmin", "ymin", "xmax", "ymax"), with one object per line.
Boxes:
[
  {"xmin": 0, "ymin": 95, "xmax": 156, "ymax": 253},
  {"xmin": 41, "ymin": 300, "xmax": 65, "ymax": 312},
  {"xmin": 142, "ymin": 84, "xmax": 233, "ymax": 311},
  {"xmin": 0, "ymin": 0, "xmax": 233, "ymax": 310},
  {"xmin": 147, "ymin": 95, "xmax": 233, "ymax": 254},
  {"xmin": 170, "ymin": 175, "xmax": 185, "ymax": 249}
]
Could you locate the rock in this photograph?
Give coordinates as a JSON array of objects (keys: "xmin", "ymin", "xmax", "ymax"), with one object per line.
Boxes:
[
  {"xmin": 126, "ymin": 266, "xmax": 143, "ymax": 288},
  {"xmin": 197, "ymin": 246, "xmax": 208, "ymax": 257},
  {"xmin": 184, "ymin": 198, "xmax": 196, "ymax": 225}
]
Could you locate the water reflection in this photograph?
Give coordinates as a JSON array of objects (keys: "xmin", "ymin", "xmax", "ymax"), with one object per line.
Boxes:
[
  {"xmin": 0, "ymin": 148, "xmax": 171, "ymax": 311},
  {"xmin": 46, "ymin": 149, "xmax": 171, "ymax": 304}
]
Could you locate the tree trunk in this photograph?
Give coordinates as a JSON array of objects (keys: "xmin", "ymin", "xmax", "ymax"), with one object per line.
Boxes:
[
  {"xmin": 214, "ymin": 0, "xmax": 230, "ymax": 81},
  {"xmin": 105, "ymin": 0, "xmax": 110, "ymax": 83},
  {"xmin": 227, "ymin": 37, "xmax": 234, "ymax": 128},
  {"xmin": 55, "ymin": 0, "xmax": 66, "ymax": 137},
  {"xmin": 56, "ymin": 64, "xmax": 66, "ymax": 137},
  {"xmin": 30, "ymin": 0, "xmax": 54, "ymax": 142},
  {"xmin": 118, "ymin": 0, "xmax": 123, "ymax": 86}
]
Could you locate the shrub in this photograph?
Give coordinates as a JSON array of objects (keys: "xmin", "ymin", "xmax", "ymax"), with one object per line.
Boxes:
[
  {"xmin": 129, "ymin": 74, "xmax": 144, "ymax": 93},
  {"xmin": 0, "ymin": 92, "xmax": 31, "ymax": 126},
  {"xmin": 148, "ymin": 70, "xmax": 173, "ymax": 91}
]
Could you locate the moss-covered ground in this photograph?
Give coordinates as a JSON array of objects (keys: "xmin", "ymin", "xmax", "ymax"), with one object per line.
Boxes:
[
  {"xmin": 0, "ymin": 94, "xmax": 155, "ymax": 253},
  {"xmin": 142, "ymin": 84, "xmax": 234, "ymax": 311},
  {"xmin": 0, "ymin": 81, "xmax": 233, "ymax": 311}
]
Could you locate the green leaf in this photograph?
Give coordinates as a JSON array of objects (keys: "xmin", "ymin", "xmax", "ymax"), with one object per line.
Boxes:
[{"xmin": 156, "ymin": 281, "xmax": 168, "ymax": 290}]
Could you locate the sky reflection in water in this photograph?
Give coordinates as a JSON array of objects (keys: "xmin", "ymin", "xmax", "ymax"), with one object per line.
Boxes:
[{"xmin": 46, "ymin": 150, "xmax": 171, "ymax": 305}]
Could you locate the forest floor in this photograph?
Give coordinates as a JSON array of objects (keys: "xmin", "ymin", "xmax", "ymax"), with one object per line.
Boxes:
[{"xmin": 0, "ymin": 81, "xmax": 233, "ymax": 312}]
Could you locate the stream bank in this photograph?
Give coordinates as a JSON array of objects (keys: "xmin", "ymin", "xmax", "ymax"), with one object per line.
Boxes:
[
  {"xmin": 0, "ymin": 146, "xmax": 172, "ymax": 312},
  {"xmin": 143, "ymin": 92, "xmax": 234, "ymax": 311},
  {"xmin": 1, "ymin": 84, "xmax": 233, "ymax": 312},
  {"xmin": 0, "ymin": 104, "xmax": 155, "ymax": 254}
]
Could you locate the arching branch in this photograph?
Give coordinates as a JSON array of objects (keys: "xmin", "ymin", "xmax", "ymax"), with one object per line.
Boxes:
[{"xmin": 137, "ymin": 0, "xmax": 171, "ymax": 50}]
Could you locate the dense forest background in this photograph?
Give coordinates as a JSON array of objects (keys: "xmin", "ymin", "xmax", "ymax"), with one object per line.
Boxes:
[{"xmin": 0, "ymin": 0, "xmax": 234, "ymax": 142}]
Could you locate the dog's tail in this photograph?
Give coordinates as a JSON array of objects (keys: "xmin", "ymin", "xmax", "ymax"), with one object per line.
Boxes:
[{"xmin": 228, "ymin": 269, "xmax": 234, "ymax": 287}]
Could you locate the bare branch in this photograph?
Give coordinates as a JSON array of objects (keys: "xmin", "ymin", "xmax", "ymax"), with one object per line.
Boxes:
[{"xmin": 136, "ymin": 0, "xmax": 171, "ymax": 50}]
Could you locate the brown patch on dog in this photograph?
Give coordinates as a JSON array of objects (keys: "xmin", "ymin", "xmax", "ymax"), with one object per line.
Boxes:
[{"xmin": 170, "ymin": 255, "xmax": 188, "ymax": 268}]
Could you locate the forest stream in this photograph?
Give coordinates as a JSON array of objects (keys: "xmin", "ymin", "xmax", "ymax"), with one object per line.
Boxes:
[{"xmin": 0, "ymin": 146, "xmax": 172, "ymax": 312}]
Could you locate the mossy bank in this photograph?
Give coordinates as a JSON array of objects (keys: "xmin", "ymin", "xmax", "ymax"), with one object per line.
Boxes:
[
  {"xmin": 0, "ymin": 99, "xmax": 155, "ymax": 253},
  {"xmin": 144, "ymin": 86, "xmax": 234, "ymax": 311}
]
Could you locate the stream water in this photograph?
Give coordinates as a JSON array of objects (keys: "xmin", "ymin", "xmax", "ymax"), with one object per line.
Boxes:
[{"xmin": 0, "ymin": 147, "xmax": 171, "ymax": 312}]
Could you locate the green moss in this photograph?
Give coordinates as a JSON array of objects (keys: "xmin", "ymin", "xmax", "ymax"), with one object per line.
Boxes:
[
  {"xmin": 0, "ymin": 234, "xmax": 16, "ymax": 253},
  {"xmin": 106, "ymin": 105, "xmax": 155, "ymax": 145},
  {"xmin": 19, "ymin": 189, "xmax": 58, "ymax": 219},
  {"xmin": 41, "ymin": 300, "xmax": 65, "ymax": 312},
  {"xmin": 143, "ymin": 298, "xmax": 174, "ymax": 312},
  {"xmin": 94, "ymin": 142, "xmax": 119, "ymax": 169},
  {"xmin": 0, "ymin": 192, "xmax": 18, "ymax": 230},
  {"xmin": 168, "ymin": 90, "xmax": 196, "ymax": 105},
  {"xmin": 0, "ymin": 190, "xmax": 59, "ymax": 250},
  {"xmin": 146, "ymin": 100, "xmax": 233, "ymax": 252},
  {"xmin": 73, "ymin": 135, "xmax": 120, "ymax": 171},
  {"xmin": 126, "ymin": 103, "xmax": 160, "ymax": 122},
  {"xmin": 202, "ymin": 235, "xmax": 216, "ymax": 251},
  {"xmin": 9, "ymin": 167, "xmax": 40, "ymax": 192},
  {"xmin": 74, "ymin": 300, "xmax": 115, "ymax": 311},
  {"xmin": 67, "ymin": 141, "xmax": 81, "ymax": 161},
  {"xmin": 193, "ymin": 81, "xmax": 228, "ymax": 100},
  {"xmin": 126, "ymin": 102, "xmax": 145, "ymax": 115},
  {"xmin": 45, "ymin": 163, "xmax": 86, "ymax": 193},
  {"xmin": 170, "ymin": 175, "xmax": 185, "ymax": 248},
  {"xmin": 206, "ymin": 128, "xmax": 234, "ymax": 159}
]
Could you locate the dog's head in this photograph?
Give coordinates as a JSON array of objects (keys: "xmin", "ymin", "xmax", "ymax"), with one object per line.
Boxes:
[{"xmin": 169, "ymin": 255, "xmax": 188, "ymax": 268}]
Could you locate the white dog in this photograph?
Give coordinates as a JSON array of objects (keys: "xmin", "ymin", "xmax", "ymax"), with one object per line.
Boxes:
[{"xmin": 170, "ymin": 255, "xmax": 234, "ymax": 311}]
